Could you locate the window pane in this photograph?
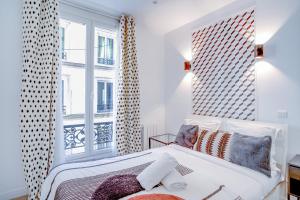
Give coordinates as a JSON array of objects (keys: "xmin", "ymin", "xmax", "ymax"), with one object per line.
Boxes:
[
  {"xmin": 94, "ymin": 27, "xmax": 116, "ymax": 66},
  {"xmin": 60, "ymin": 19, "xmax": 87, "ymax": 156},
  {"xmin": 106, "ymin": 82, "xmax": 113, "ymax": 111},
  {"xmin": 93, "ymin": 27, "xmax": 116, "ymax": 151},
  {"xmin": 98, "ymin": 36, "xmax": 106, "ymax": 63},
  {"xmin": 60, "ymin": 19, "xmax": 86, "ymax": 64},
  {"xmin": 59, "ymin": 27, "xmax": 65, "ymax": 59},
  {"xmin": 106, "ymin": 38, "xmax": 114, "ymax": 62},
  {"xmin": 97, "ymin": 81, "xmax": 105, "ymax": 113}
]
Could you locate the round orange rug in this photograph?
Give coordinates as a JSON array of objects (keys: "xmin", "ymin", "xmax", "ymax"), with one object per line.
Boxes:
[{"xmin": 128, "ymin": 194, "xmax": 184, "ymax": 200}]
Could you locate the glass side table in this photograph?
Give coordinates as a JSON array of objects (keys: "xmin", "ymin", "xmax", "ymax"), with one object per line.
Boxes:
[{"xmin": 149, "ymin": 133, "xmax": 177, "ymax": 149}]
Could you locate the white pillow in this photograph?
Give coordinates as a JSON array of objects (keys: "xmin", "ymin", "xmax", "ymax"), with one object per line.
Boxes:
[
  {"xmin": 184, "ymin": 119, "xmax": 221, "ymax": 131},
  {"xmin": 224, "ymin": 121, "xmax": 279, "ymax": 173}
]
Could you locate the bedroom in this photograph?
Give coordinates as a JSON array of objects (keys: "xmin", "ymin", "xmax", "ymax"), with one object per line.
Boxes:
[{"xmin": 0, "ymin": 0, "xmax": 300, "ymax": 199}]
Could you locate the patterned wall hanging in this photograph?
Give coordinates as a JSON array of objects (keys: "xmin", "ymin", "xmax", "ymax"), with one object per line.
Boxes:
[{"xmin": 192, "ymin": 9, "xmax": 256, "ymax": 120}]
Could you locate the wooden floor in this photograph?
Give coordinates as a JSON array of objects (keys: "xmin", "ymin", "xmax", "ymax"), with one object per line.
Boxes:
[{"xmin": 12, "ymin": 196, "xmax": 27, "ymax": 200}]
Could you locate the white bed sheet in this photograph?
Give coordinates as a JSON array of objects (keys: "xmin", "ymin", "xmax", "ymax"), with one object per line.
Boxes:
[{"xmin": 41, "ymin": 144, "xmax": 281, "ymax": 200}]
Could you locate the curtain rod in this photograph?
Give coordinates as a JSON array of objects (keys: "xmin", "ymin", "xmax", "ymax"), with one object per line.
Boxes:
[{"xmin": 59, "ymin": 0, "xmax": 121, "ymax": 21}]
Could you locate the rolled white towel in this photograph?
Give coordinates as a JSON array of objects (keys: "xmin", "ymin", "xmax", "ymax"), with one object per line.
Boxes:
[
  {"xmin": 137, "ymin": 153, "xmax": 178, "ymax": 191},
  {"xmin": 161, "ymin": 169, "xmax": 187, "ymax": 191}
]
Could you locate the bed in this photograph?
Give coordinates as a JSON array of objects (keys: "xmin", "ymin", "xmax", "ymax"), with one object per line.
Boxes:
[{"xmin": 41, "ymin": 116, "xmax": 288, "ymax": 200}]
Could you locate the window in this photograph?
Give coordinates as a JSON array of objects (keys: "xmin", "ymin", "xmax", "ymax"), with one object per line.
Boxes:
[
  {"xmin": 62, "ymin": 80, "xmax": 65, "ymax": 115},
  {"xmin": 96, "ymin": 80, "xmax": 113, "ymax": 113},
  {"xmin": 95, "ymin": 28, "xmax": 117, "ymax": 66},
  {"xmin": 59, "ymin": 11, "xmax": 118, "ymax": 160},
  {"xmin": 97, "ymin": 37, "xmax": 114, "ymax": 65},
  {"xmin": 59, "ymin": 27, "xmax": 66, "ymax": 59}
]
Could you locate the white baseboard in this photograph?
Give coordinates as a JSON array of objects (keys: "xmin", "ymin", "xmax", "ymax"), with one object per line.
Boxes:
[{"xmin": 0, "ymin": 187, "xmax": 27, "ymax": 200}]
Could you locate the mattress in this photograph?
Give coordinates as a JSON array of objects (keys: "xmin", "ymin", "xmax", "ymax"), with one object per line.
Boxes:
[{"xmin": 41, "ymin": 144, "xmax": 281, "ymax": 200}]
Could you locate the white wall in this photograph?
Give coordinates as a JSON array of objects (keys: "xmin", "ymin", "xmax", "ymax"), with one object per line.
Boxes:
[
  {"xmin": 164, "ymin": 0, "xmax": 300, "ymax": 158},
  {"xmin": 255, "ymin": 0, "xmax": 300, "ymax": 158},
  {"xmin": 0, "ymin": 0, "xmax": 166, "ymax": 198},
  {"xmin": 0, "ymin": 0, "xmax": 27, "ymax": 199},
  {"xmin": 136, "ymin": 19, "xmax": 166, "ymax": 140}
]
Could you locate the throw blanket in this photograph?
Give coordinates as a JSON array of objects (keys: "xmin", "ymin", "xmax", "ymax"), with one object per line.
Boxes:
[
  {"xmin": 91, "ymin": 175, "xmax": 143, "ymax": 200},
  {"xmin": 54, "ymin": 163, "xmax": 151, "ymax": 200},
  {"xmin": 54, "ymin": 163, "xmax": 193, "ymax": 200}
]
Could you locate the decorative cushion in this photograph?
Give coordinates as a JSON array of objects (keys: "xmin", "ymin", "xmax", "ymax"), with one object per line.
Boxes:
[
  {"xmin": 224, "ymin": 121, "xmax": 278, "ymax": 173},
  {"xmin": 193, "ymin": 130, "xmax": 272, "ymax": 176},
  {"xmin": 174, "ymin": 125, "xmax": 199, "ymax": 149},
  {"xmin": 91, "ymin": 174, "xmax": 143, "ymax": 200},
  {"xmin": 229, "ymin": 133, "xmax": 272, "ymax": 177},
  {"xmin": 194, "ymin": 130, "xmax": 232, "ymax": 160},
  {"xmin": 129, "ymin": 194, "xmax": 184, "ymax": 200}
]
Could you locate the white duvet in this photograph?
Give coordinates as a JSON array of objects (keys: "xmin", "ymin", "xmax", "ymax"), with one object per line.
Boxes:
[{"xmin": 41, "ymin": 144, "xmax": 281, "ymax": 200}]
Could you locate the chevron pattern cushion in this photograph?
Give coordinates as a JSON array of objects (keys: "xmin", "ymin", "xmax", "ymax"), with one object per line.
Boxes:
[{"xmin": 194, "ymin": 130, "xmax": 232, "ymax": 160}]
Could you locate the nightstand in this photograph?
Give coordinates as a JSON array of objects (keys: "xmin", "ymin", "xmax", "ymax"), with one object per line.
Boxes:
[
  {"xmin": 149, "ymin": 133, "xmax": 176, "ymax": 149},
  {"xmin": 288, "ymin": 155, "xmax": 300, "ymax": 200}
]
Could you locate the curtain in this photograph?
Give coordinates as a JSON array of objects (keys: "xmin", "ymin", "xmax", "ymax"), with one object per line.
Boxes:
[
  {"xmin": 116, "ymin": 16, "xmax": 142, "ymax": 155},
  {"xmin": 20, "ymin": 0, "xmax": 59, "ymax": 199}
]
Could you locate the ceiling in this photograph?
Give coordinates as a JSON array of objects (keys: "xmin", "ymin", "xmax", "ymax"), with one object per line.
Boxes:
[{"xmin": 70, "ymin": 0, "xmax": 238, "ymax": 34}]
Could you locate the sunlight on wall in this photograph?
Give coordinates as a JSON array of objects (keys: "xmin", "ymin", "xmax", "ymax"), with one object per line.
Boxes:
[
  {"xmin": 255, "ymin": 60, "xmax": 276, "ymax": 77},
  {"xmin": 182, "ymin": 71, "xmax": 194, "ymax": 85},
  {"xmin": 255, "ymin": 60, "xmax": 288, "ymax": 88},
  {"xmin": 172, "ymin": 71, "xmax": 194, "ymax": 100},
  {"xmin": 182, "ymin": 48, "xmax": 192, "ymax": 61},
  {"xmin": 256, "ymin": 32, "xmax": 274, "ymax": 45}
]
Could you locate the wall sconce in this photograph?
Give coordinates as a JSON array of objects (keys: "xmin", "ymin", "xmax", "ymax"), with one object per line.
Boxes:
[
  {"xmin": 184, "ymin": 61, "xmax": 191, "ymax": 71},
  {"xmin": 255, "ymin": 44, "xmax": 264, "ymax": 59}
]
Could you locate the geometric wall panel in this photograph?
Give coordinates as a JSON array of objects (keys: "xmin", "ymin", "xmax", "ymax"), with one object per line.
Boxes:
[{"xmin": 192, "ymin": 10, "xmax": 256, "ymax": 120}]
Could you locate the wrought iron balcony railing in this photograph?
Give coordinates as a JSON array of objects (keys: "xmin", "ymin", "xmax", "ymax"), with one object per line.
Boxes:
[
  {"xmin": 97, "ymin": 57, "xmax": 114, "ymax": 65},
  {"xmin": 64, "ymin": 121, "xmax": 113, "ymax": 150},
  {"xmin": 97, "ymin": 103, "xmax": 113, "ymax": 113}
]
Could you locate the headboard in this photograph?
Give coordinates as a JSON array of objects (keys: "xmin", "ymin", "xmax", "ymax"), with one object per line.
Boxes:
[{"xmin": 184, "ymin": 115, "xmax": 288, "ymax": 179}]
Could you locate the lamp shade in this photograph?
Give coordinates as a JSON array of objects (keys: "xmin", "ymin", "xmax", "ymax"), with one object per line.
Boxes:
[
  {"xmin": 184, "ymin": 61, "xmax": 191, "ymax": 71},
  {"xmin": 255, "ymin": 44, "xmax": 264, "ymax": 58}
]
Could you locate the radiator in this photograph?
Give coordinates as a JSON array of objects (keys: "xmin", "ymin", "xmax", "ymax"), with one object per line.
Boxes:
[{"xmin": 141, "ymin": 124, "xmax": 164, "ymax": 150}]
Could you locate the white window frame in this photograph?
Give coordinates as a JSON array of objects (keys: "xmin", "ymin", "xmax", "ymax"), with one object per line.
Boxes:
[
  {"xmin": 61, "ymin": 75, "xmax": 71, "ymax": 115},
  {"xmin": 59, "ymin": 3, "xmax": 119, "ymax": 162}
]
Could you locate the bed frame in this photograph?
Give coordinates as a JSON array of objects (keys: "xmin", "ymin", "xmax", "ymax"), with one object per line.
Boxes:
[{"xmin": 184, "ymin": 115, "xmax": 288, "ymax": 200}]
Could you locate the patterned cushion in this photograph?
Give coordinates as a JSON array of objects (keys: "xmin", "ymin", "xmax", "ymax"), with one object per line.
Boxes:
[
  {"xmin": 129, "ymin": 194, "xmax": 184, "ymax": 200},
  {"xmin": 194, "ymin": 130, "xmax": 232, "ymax": 160},
  {"xmin": 193, "ymin": 130, "xmax": 272, "ymax": 177},
  {"xmin": 175, "ymin": 125, "xmax": 199, "ymax": 149}
]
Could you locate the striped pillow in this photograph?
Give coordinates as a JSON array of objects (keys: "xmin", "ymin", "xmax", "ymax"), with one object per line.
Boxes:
[{"xmin": 193, "ymin": 130, "xmax": 232, "ymax": 160}]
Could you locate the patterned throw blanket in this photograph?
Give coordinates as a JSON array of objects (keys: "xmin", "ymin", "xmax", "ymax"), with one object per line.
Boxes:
[
  {"xmin": 54, "ymin": 163, "xmax": 193, "ymax": 200},
  {"xmin": 91, "ymin": 174, "xmax": 144, "ymax": 200}
]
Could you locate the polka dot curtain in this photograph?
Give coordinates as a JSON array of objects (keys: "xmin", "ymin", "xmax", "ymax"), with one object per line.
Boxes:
[
  {"xmin": 116, "ymin": 16, "xmax": 142, "ymax": 155},
  {"xmin": 20, "ymin": 0, "xmax": 59, "ymax": 199}
]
